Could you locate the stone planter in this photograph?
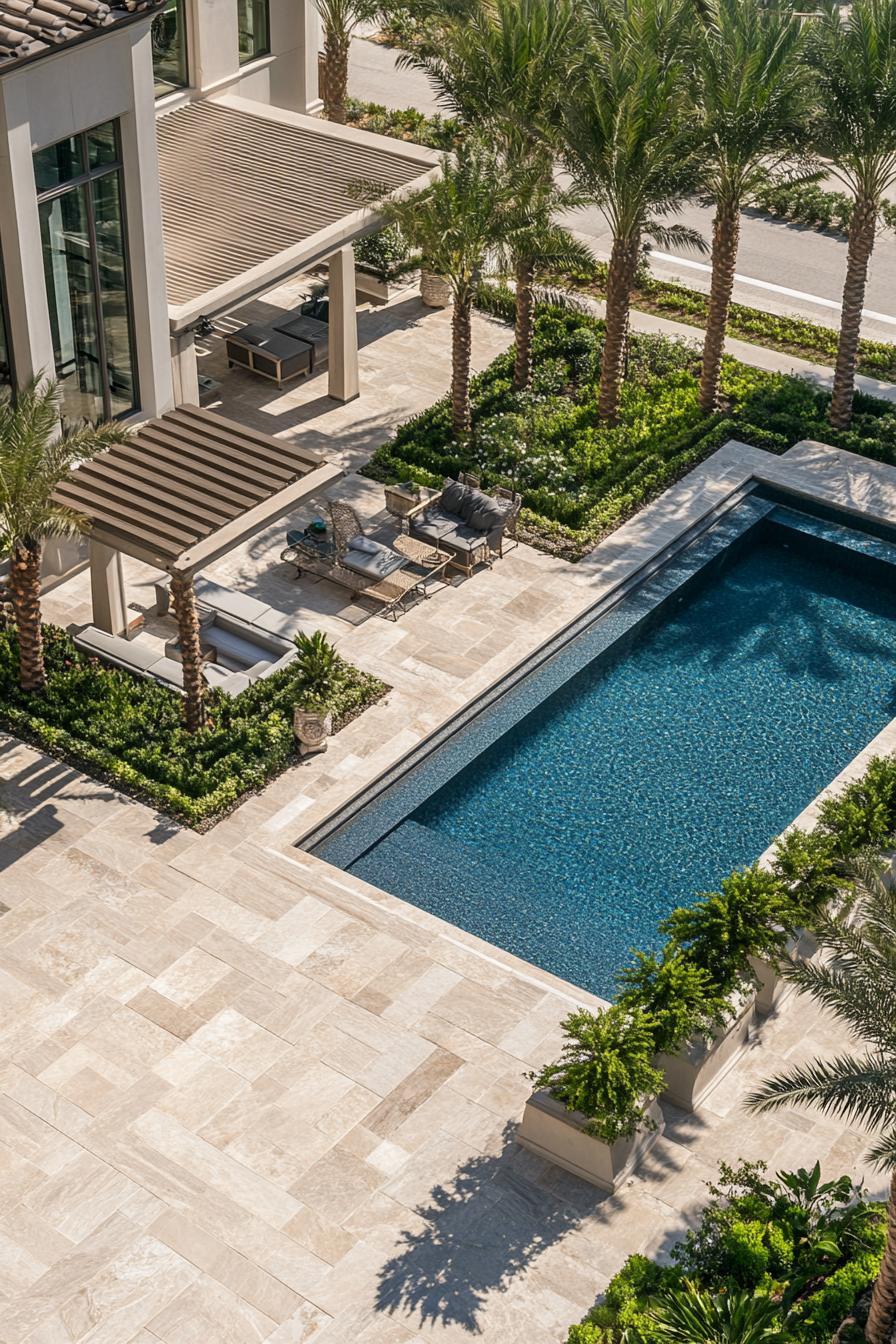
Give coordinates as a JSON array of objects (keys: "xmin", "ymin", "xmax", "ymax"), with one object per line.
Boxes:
[
  {"xmin": 355, "ymin": 269, "xmax": 391, "ymax": 304},
  {"xmin": 750, "ymin": 927, "xmax": 818, "ymax": 1015},
  {"xmin": 517, "ymin": 1090, "xmax": 664, "ymax": 1193},
  {"xmin": 655, "ymin": 994, "xmax": 757, "ymax": 1113},
  {"xmin": 420, "ymin": 270, "xmax": 453, "ymax": 308},
  {"xmin": 293, "ymin": 706, "xmax": 333, "ymax": 757}
]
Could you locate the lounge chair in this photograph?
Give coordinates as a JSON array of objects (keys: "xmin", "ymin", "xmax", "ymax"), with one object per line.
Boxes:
[{"xmin": 279, "ymin": 501, "xmax": 421, "ymax": 618}]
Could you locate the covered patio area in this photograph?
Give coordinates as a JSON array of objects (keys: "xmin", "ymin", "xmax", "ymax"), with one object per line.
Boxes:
[
  {"xmin": 156, "ymin": 96, "xmax": 441, "ymax": 407},
  {"xmin": 53, "ymin": 403, "xmax": 343, "ymax": 726}
]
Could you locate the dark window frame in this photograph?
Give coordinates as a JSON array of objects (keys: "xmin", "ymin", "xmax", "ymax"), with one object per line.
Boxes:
[
  {"xmin": 238, "ymin": 0, "xmax": 271, "ymax": 65},
  {"xmin": 34, "ymin": 121, "xmax": 140, "ymax": 422},
  {"xmin": 0, "ymin": 247, "xmax": 14, "ymax": 393},
  {"xmin": 153, "ymin": 0, "xmax": 190, "ymax": 97}
]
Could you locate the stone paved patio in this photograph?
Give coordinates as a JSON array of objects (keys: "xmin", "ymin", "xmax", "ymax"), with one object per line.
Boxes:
[{"xmin": 8, "ymin": 291, "xmax": 896, "ymax": 1341}]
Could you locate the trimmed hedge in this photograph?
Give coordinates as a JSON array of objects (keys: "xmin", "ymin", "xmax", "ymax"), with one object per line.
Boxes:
[
  {"xmin": 751, "ymin": 178, "xmax": 896, "ymax": 240},
  {"xmin": 564, "ymin": 262, "xmax": 896, "ymax": 382},
  {"xmin": 0, "ymin": 626, "xmax": 387, "ymax": 827},
  {"xmin": 365, "ymin": 291, "xmax": 896, "ymax": 559}
]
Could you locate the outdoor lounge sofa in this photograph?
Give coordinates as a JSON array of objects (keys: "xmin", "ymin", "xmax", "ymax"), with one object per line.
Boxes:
[
  {"xmin": 405, "ymin": 476, "xmax": 522, "ymax": 577},
  {"xmin": 225, "ymin": 307, "xmax": 330, "ymax": 387},
  {"xmin": 154, "ymin": 575, "xmax": 302, "ymax": 641},
  {"xmin": 76, "ymin": 586, "xmax": 298, "ymax": 696}
]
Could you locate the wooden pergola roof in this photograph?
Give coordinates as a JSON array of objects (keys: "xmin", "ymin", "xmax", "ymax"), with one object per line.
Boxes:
[{"xmin": 53, "ymin": 405, "xmax": 343, "ymax": 576}]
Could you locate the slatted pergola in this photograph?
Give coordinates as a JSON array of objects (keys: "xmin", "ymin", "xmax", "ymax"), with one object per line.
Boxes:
[
  {"xmin": 54, "ymin": 403, "xmax": 342, "ymax": 578},
  {"xmin": 53, "ymin": 404, "xmax": 343, "ymax": 730}
]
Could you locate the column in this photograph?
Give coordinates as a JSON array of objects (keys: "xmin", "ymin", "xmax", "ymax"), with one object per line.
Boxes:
[
  {"xmin": 89, "ymin": 540, "xmax": 129, "ymax": 637},
  {"xmin": 268, "ymin": 0, "xmax": 322, "ymax": 113},
  {"xmin": 170, "ymin": 330, "xmax": 200, "ymax": 406},
  {"xmin": 328, "ymin": 245, "xmax": 359, "ymax": 403},
  {"xmin": 0, "ymin": 92, "xmax": 55, "ymax": 384}
]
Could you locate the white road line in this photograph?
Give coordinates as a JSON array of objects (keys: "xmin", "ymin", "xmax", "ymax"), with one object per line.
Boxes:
[{"xmin": 650, "ymin": 250, "xmax": 896, "ymax": 328}]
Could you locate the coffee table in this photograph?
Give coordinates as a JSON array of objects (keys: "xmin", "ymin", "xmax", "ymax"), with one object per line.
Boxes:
[
  {"xmin": 364, "ymin": 567, "xmax": 424, "ymax": 620},
  {"xmin": 392, "ymin": 534, "xmax": 452, "ymax": 595}
]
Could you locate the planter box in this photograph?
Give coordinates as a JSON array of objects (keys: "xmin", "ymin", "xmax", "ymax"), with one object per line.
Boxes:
[
  {"xmin": 655, "ymin": 994, "xmax": 757, "ymax": 1113},
  {"xmin": 750, "ymin": 927, "xmax": 818, "ymax": 1015},
  {"xmin": 517, "ymin": 1090, "xmax": 664, "ymax": 1193},
  {"xmin": 355, "ymin": 270, "xmax": 391, "ymax": 304}
]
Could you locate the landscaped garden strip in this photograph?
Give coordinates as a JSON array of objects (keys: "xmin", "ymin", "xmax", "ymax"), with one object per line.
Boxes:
[
  {"xmin": 0, "ymin": 625, "xmax": 387, "ymax": 828},
  {"xmin": 568, "ymin": 1158, "xmax": 887, "ymax": 1343},
  {"xmin": 365, "ymin": 291, "xmax": 896, "ymax": 559},
  {"xmin": 562, "ymin": 262, "xmax": 896, "ymax": 382}
]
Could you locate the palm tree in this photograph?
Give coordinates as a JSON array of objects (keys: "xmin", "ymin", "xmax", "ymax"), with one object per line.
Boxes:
[
  {"xmin": 315, "ymin": 0, "xmax": 371, "ymax": 124},
  {"xmin": 0, "ymin": 378, "xmax": 129, "ymax": 694},
  {"xmin": 496, "ymin": 186, "xmax": 596, "ymax": 391},
  {"xmin": 399, "ymin": 0, "xmax": 583, "ymax": 388},
  {"xmin": 691, "ymin": 0, "xmax": 810, "ymax": 413},
  {"xmin": 646, "ymin": 1282, "xmax": 789, "ymax": 1342},
  {"xmin": 747, "ymin": 854, "xmax": 896, "ymax": 1344},
  {"xmin": 560, "ymin": 0, "xmax": 705, "ymax": 423},
  {"xmin": 808, "ymin": 0, "xmax": 896, "ymax": 429},
  {"xmin": 367, "ymin": 138, "xmax": 527, "ymax": 437}
]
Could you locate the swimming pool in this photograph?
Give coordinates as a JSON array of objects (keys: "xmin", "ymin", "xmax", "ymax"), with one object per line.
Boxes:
[{"xmin": 311, "ymin": 495, "xmax": 896, "ymax": 997}]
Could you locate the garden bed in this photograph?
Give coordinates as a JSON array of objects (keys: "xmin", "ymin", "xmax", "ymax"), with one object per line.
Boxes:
[
  {"xmin": 0, "ymin": 626, "xmax": 387, "ymax": 828},
  {"xmin": 568, "ymin": 1159, "xmax": 887, "ymax": 1343},
  {"xmin": 364, "ymin": 290, "xmax": 896, "ymax": 560},
  {"xmin": 564, "ymin": 262, "xmax": 896, "ymax": 383}
]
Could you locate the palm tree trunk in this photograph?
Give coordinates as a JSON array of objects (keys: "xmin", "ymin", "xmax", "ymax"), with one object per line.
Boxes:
[
  {"xmin": 513, "ymin": 254, "xmax": 535, "ymax": 392},
  {"xmin": 9, "ymin": 539, "xmax": 45, "ymax": 694},
  {"xmin": 829, "ymin": 194, "xmax": 877, "ymax": 430},
  {"xmin": 170, "ymin": 573, "xmax": 206, "ymax": 733},
  {"xmin": 866, "ymin": 1169, "xmax": 896, "ymax": 1344},
  {"xmin": 599, "ymin": 234, "xmax": 639, "ymax": 424},
  {"xmin": 699, "ymin": 202, "xmax": 740, "ymax": 414},
  {"xmin": 322, "ymin": 26, "xmax": 350, "ymax": 124},
  {"xmin": 451, "ymin": 292, "xmax": 473, "ymax": 440}
]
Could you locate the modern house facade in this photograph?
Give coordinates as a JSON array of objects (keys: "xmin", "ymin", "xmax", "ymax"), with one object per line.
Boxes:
[{"xmin": 0, "ymin": 0, "xmax": 438, "ymax": 423}]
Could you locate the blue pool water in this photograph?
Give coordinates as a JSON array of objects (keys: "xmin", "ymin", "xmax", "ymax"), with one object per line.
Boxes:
[{"xmin": 334, "ymin": 512, "xmax": 896, "ymax": 996}]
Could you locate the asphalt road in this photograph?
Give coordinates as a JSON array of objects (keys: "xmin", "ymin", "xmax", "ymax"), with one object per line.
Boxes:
[{"xmin": 350, "ymin": 35, "xmax": 896, "ymax": 345}]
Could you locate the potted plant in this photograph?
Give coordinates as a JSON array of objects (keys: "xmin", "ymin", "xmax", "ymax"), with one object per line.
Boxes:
[
  {"xmin": 518, "ymin": 1005, "xmax": 665, "ymax": 1192},
  {"xmin": 618, "ymin": 948, "xmax": 744, "ymax": 1114},
  {"xmin": 420, "ymin": 268, "xmax": 454, "ymax": 308},
  {"xmin": 292, "ymin": 631, "xmax": 338, "ymax": 757},
  {"xmin": 354, "ymin": 226, "xmax": 418, "ymax": 303}
]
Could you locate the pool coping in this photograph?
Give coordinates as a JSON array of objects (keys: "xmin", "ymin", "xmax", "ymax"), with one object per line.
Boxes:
[{"xmin": 287, "ymin": 438, "xmax": 896, "ymax": 1010}]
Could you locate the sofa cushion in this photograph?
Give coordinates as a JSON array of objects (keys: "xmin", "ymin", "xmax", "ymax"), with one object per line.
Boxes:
[
  {"xmin": 341, "ymin": 542, "xmax": 406, "ymax": 582},
  {"xmin": 413, "ymin": 513, "xmax": 461, "ymax": 546},
  {"xmin": 209, "ymin": 626, "xmax": 274, "ymax": 670},
  {"xmin": 466, "ymin": 496, "xmax": 506, "ymax": 533},
  {"xmin": 75, "ymin": 627, "xmax": 161, "ymax": 673},
  {"xmin": 440, "ymin": 479, "xmax": 468, "ymax": 516},
  {"xmin": 346, "ymin": 534, "xmax": 380, "ymax": 554}
]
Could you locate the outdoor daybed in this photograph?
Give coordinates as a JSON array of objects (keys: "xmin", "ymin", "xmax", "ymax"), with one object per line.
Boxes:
[{"xmin": 405, "ymin": 476, "xmax": 521, "ymax": 576}]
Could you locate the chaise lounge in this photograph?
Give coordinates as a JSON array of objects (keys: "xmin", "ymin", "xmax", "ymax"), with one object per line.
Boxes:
[{"xmin": 405, "ymin": 475, "xmax": 521, "ymax": 577}]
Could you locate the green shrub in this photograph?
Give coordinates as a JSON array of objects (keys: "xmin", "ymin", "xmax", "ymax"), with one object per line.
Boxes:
[
  {"xmin": 660, "ymin": 865, "xmax": 795, "ymax": 996},
  {"xmin": 572, "ymin": 1160, "xmax": 886, "ymax": 1344},
  {"xmin": 816, "ymin": 754, "xmax": 896, "ymax": 852},
  {"xmin": 354, "ymin": 225, "xmax": 418, "ymax": 281},
  {"xmin": 0, "ymin": 625, "xmax": 386, "ymax": 827},
  {"xmin": 344, "ymin": 98, "xmax": 461, "ymax": 150},
  {"xmin": 293, "ymin": 630, "xmax": 339, "ymax": 703},
  {"xmin": 616, "ymin": 947, "xmax": 732, "ymax": 1054},
  {"xmin": 529, "ymin": 1006, "xmax": 664, "ymax": 1142}
]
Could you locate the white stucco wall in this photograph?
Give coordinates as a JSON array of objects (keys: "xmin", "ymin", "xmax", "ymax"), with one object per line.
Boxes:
[
  {"xmin": 183, "ymin": 0, "xmax": 320, "ymax": 111},
  {"xmin": 0, "ymin": 20, "xmax": 174, "ymax": 416}
]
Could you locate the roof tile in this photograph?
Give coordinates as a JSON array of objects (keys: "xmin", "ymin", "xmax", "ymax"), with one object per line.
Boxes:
[{"xmin": 0, "ymin": 0, "xmax": 163, "ymax": 67}]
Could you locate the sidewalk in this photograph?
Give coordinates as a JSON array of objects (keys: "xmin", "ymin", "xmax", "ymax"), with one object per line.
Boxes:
[{"xmin": 571, "ymin": 284, "xmax": 896, "ymax": 405}]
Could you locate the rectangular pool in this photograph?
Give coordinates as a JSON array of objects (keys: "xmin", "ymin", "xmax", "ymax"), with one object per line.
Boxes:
[{"xmin": 312, "ymin": 497, "xmax": 896, "ymax": 997}]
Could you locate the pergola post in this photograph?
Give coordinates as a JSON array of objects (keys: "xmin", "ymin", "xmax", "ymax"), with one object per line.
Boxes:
[
  {"xmin": 89, "ymin": 540, "xmax": 129, "ymax": 637},
  {"xmin": 328, "ymin": 245, "xmax": 359, "ymax": 403},
  {"xmin": 169, "ymin": 572, "xmax": 206, "ymax": 733},
  {"xmin": 170, "ymin": 330, "xmax": 200, "ymax": 406}
]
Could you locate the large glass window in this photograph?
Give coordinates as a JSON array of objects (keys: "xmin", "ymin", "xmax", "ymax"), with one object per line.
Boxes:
[
  {"xmin": 153, "ymin": 0, "xmax": 189, "ymax": 95},
  {"xmin": 238, "ymin": 0, "xmax": 270, "ymax": 63},
  {"xmin": 35, "ymin": 122, "xmax": 138, "ymax": 422}
]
